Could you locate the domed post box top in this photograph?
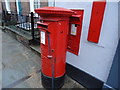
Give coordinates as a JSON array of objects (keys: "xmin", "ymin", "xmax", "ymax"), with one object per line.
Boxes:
[{"xmin": 35, "ymin": 7, "xmax": 75, "ymax": 19}]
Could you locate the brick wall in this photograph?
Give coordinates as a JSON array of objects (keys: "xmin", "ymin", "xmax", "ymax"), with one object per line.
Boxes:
[
  {"xmin": 1, "ymin": 0, "xmax": 49, "ymax": 15},
  {"xmin": 0, "ymin": 1, "xmax": 2, "ymax": 13},
  {"xmin": 1, "ymin": 1, "xmax": 6, "ymax": 11},
  {"xmin": 9, "ymin": 0, "xmax": 17, "ymax": 13},
  {"xmin": 21, "ymin": 1, "xmax": 30, "ymax": 15}
]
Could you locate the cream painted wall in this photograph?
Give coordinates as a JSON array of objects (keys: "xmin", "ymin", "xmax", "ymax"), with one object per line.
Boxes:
[{"xmin": 55, "ymin": 1, "xmax": 119, "ymax": 82}]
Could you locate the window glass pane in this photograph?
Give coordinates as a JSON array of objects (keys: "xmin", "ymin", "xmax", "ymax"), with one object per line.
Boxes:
[{"xmin": 34, "ymin": 0, "xmax": 41, "ymax": 9}]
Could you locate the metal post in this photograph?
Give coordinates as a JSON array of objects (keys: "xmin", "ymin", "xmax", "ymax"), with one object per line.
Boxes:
[
  {"xmin": 2, "ymin": 11, "xmax": 5, "ymax": 26},
  {"xmin": 3, "ymin": 11, "xmax": 6, "ymax": 23},
  {"xmin": 31, "ymin": 12, "xmax": 35, "ymax": 41}
]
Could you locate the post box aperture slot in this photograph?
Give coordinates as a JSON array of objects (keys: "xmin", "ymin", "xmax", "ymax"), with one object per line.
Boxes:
[
  {"xmin": 39, "ymin": 24, "xmax": 48, "ymax": 28},
  {"xmin": 38, "ymin": 24, "xmax": 48, "ymax": 30},
  {"xmin": 37, "ymin": 21, "xmax": 48, "ymax": 30}
]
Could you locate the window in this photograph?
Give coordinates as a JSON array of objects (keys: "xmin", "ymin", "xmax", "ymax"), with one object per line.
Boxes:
[
  {"xmin": 48, "ymin": 0, "xmax": 55, "ymax": 7},
  {"xmin": 34, "ymin": 0, "xmax": 41, "ymax": 9}
]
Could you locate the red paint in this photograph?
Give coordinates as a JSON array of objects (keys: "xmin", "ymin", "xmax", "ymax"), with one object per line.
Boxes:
[
  {"xmin": 35, "ymin": 7, "xmax": 74, "ymax": 77},
  {"xmin": 35, "ymin": 7, "xmax": 74, "ymax": 20},
  {"xmin": 87, "ymin": 1, "xmax": 106, "ymax": 43},
  {"xmin": 67, "ymin": 10, "xmax": 84, "ymax": 55}
]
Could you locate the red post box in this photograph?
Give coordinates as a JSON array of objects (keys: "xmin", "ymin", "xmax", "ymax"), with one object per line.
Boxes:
[{"xmin": 35, "ymin": 7, "xmax": 74, "ymax": 89}]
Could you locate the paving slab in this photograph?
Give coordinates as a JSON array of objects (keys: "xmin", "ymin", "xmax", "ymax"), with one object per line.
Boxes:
[
  {"xmin": 30, "ymin": 44, "xmax": 41, "ymax": 54},
  {"xmin": 14, "ymin": 72, "xmax": 42, "ymax": 88},
  {"xmin": 2, "ymin": 31, "xmax": 40, "ymax": 88},
  {"xmin": 2, "ymin": 30, "xmax": 86, "ymax": 89}
]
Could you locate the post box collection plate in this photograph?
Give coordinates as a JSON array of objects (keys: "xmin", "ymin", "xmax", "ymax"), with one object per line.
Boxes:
[{"xmin": 41, "ymin": 31, "xmax": 45, "ymax": 45}]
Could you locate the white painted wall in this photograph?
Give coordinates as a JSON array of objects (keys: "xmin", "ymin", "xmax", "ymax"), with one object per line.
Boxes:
[
  {"xmin": 55, "ymin": 1, "xmax": 119, "ymax": 82},
  {"xmin": 5, "ymin": 0, "xmax": 10, "ymax": 12},
  {"xmin": 30, "ymin": 0, "xmax": 34, "ymax": 12}
]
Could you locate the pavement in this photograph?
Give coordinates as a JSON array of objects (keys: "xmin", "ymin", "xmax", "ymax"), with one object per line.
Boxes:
[{"xmin": 2, "ymin": 29, "xmax": 85, "ymax": 89}]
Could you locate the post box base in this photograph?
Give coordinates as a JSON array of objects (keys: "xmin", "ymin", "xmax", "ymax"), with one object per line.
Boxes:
[{"xmin": 41, "ymin": 73, "xmax": 65, "ymax": 89}]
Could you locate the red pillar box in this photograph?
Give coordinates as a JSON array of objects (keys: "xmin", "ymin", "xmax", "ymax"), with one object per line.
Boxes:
[{"xmin": 35, "ymin": 7, "xmax": 74, "ymax": 89}]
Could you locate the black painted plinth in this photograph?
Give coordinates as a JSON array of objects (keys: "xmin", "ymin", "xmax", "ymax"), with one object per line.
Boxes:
[{"xmin": 41, "ymin": 73, "xmax": 65, "ymax": 89}]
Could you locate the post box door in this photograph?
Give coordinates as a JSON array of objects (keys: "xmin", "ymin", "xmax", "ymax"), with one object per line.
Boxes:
[
  {"xmin": 67, "ymin": 10, "xmax": 84, "ymax": 55},
  {"xmin": 37, "ymin": 21, "xmax": 54, "ymax": 76}
]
